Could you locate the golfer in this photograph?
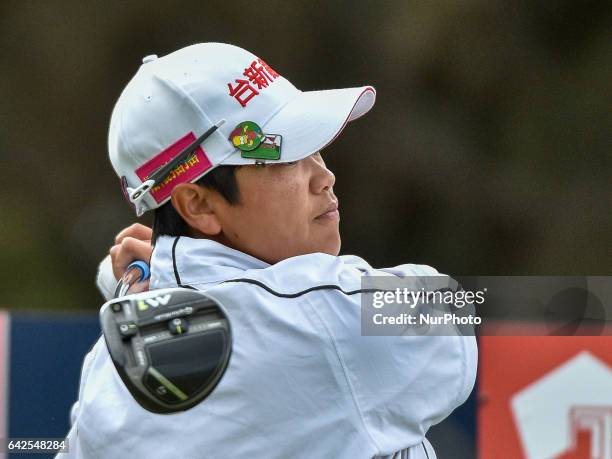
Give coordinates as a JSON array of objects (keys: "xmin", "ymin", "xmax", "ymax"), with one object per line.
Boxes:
[{"xmin": 65, "ymin": 42, "xmax": 477, "ymax": 459}]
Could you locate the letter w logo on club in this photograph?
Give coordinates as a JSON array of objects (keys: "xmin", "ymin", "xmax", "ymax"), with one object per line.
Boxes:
[{"xmin": 137, "ymin": 295, "xmax": 171, "ymax": 311}]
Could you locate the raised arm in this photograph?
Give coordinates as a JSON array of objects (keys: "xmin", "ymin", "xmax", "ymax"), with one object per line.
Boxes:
[{"xmin": 96, "ymin": 223, "xmax": 153, "ymax": 300}]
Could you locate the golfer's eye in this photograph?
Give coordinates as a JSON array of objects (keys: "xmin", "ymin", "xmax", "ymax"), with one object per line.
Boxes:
[{"xmin": 283, "ymin": 161, "xmax": 298, "ymax": 166}]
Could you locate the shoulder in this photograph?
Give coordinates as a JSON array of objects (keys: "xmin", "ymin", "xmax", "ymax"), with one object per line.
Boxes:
[
  {"xmin": 244, "ymin": 254, "xmax": 443, "ymax": 287},
  {"xmin": 215, "ymin": 252, "xmax": 364, "ymax": 296},
  {"xmin": 339, "ymin": 253, "xmax": 442, "ymax": 278},
  {"xmin": 376, "ymin": 263, "xmax": 441, "ymax": 277}
]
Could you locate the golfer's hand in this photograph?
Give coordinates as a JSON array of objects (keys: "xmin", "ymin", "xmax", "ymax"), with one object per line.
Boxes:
[{"xmin": 110, "ymin": 223, "xmax": 153, "ymax": 281}]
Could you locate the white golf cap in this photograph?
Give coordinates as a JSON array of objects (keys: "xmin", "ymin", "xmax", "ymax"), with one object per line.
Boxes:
[{"xmin": 109, "ymin": 42, "xmax": 376, "ymax": 216}]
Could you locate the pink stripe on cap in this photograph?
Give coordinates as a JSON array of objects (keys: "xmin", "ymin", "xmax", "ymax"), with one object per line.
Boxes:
[{"xmin": 135, "ymin": 132, "xmax": 213, "ymax": 204}]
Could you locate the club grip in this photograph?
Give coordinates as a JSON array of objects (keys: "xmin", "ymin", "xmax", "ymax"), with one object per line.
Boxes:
[
  {"xmin": 126, "ymin": 260, "xmax": 151, "ymax": 282},
  {"xmin": 115, "ymin": 260, "xmax": 151, "ymax": 298}
]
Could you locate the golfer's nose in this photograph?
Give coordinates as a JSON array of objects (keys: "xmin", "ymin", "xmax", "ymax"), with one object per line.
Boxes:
[{"xmin": 310, "ymin": 156, "xmax": 336, "ymax": 194}]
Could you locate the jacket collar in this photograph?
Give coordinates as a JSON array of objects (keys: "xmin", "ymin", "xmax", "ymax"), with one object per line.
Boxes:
[{"xmin": 150, "ymin": 236, "xmax": 270, "ymax": 290}]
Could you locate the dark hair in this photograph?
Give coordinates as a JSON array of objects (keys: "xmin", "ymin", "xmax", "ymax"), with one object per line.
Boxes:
[{"xmin": 152, "ymin": 165, "xmax": 241, "ymax": 243}]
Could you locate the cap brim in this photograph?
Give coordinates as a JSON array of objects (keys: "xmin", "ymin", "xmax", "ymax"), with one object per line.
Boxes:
[{"xmin": 219, "ymin": 86, "xmax": 375, "ymax": 165}]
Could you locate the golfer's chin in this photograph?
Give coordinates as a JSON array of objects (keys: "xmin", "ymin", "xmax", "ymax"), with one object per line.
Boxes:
[{"xmin": 315, "ymin": 232, "xmax": 341, "ymax": 257}]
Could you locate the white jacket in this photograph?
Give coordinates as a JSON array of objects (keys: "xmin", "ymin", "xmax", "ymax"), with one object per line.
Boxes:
[{"xmin": 64, "ymin": 236, "xmax": 477, "ymax": 459}]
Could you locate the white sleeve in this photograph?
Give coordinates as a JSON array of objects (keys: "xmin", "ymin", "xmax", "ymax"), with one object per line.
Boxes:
[
  {"xmin": 58, "ymin": 338, "xmax": 104, "ymax": 459},
  {"xmin": 69, "ymin": 338, "xmax": 103, "ymax": 425},
  {"xmin": 321, "ymin": 264, "xmax": 478, "ymax": 456},
  {"xmin": 95, "ymin": 255, "xmax": 117, "ymax": 301},
  {"xmin": 341, "ymin": 333, "xmax": 477, "ymax": 455}
]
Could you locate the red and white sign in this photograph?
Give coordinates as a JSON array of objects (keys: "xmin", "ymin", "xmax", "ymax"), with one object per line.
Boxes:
[{"xmin": 479, "ymin": 334, "xmax": 612, "ymax": 459}]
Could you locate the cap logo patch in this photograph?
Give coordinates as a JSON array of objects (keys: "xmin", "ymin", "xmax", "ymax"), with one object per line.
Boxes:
[
  {"xmin": 230, "ymin": 121, "xmax": 282, "ymax": 160},
  {"xmin": 230, "ymin": 121, "xmax": 263, "ymax": 151},
  {"xmin": 135, "ymin": 132, "xmax": 213, "ymax": 203},
  {"xmin": 227, "ymin": 58, "xmax": 280, "ymax": 107}
]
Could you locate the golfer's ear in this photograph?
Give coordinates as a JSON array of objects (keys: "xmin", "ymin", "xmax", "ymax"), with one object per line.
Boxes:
[{"xmin": 171, "ymin": 183, "xmax": 222, "ymax": 236}]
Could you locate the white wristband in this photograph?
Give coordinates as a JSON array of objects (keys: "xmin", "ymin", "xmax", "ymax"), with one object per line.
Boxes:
[{"xmin": 96, "ymin": 254, "xmax": 118, "ymax": 301}]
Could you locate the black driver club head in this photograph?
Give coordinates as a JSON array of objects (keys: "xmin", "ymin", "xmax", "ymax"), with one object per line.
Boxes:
[{"xmin": 100, "ymin": 288, "xmax": 232, "ymax": 414}]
